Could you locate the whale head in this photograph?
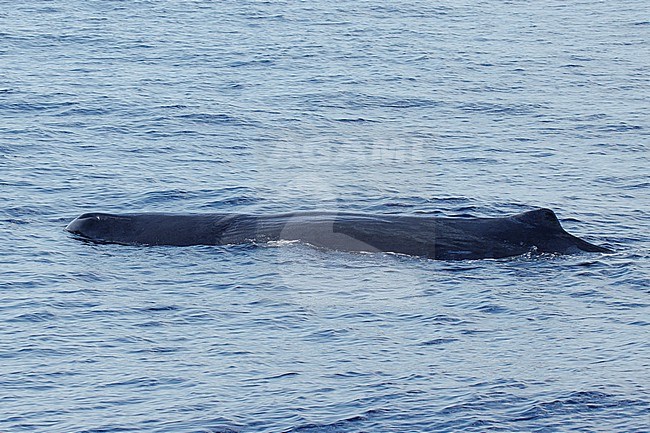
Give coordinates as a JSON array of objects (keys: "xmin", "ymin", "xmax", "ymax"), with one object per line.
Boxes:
[
  {"xmin": 66, "ymin": 212, "xmax": 221, "ymax": 246},
  {"xmin": 66, "ymin": 213, "xmax": 140, "ymax": 244}
]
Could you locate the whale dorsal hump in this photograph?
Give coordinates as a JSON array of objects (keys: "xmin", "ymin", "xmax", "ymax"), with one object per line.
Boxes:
[{"xmin": 513, "ymin": 208, "xmax": 563, "ymax": 231}]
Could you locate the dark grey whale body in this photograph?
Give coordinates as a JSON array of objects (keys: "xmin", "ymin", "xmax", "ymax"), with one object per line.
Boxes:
[{"xmin": 65, "ymin": 208, "xmax": 611, "ymax": 260}]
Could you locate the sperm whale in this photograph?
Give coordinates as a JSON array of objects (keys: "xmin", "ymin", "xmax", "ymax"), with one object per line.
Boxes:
[{"xmin": 65, "ymin": 208, "xmax": 611, "ymax": 260}]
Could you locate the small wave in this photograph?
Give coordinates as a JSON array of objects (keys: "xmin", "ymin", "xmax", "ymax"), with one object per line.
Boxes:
[
  {"xmin": 511, "ymin": 391, "xmax": 646, "ymax": 422},
  {"xmin": 286, "ymin": 414, "xmax": 366, "ymax": 433},
  {"xmin": 598, "ymin": 123, "xmax": 642, "ymax": 132},
  {"xmin": 458, "ymin": 102, "xmax": 541, "ymax": 116},
  {"xmin": 8, "ymin": 311, "xmax": 56, "ymax": 323},
  {"xmin": 0, "ymin": 101, "xmax": 76, "ymax": 113},
  {"xmin": 332, "ymin": 117, "xmax": 377, "ymax": 123},
  {"xmin": 420, "ymin": 338, "xmax": 459, "ymax": 346},
  {"xmin": 176, "ymin": 113, "xmax": 243, "ymax": 125}
]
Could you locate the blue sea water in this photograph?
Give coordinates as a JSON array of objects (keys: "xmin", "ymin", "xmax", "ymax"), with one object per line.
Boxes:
[{"xmin": 1, "ymin": 0, "xmax": 649, "ymax": 431}]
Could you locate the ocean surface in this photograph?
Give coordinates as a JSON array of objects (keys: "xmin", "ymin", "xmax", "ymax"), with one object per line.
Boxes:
[{"xmin": 1, "ymin": 1, "xmax": 648, "ymax": 432}]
